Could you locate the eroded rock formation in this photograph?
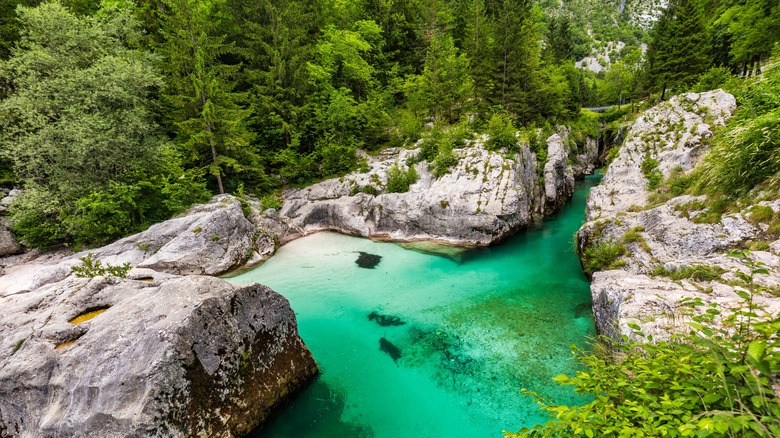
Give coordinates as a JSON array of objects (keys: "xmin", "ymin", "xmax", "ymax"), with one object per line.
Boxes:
[
  {"xmin": 0, "ymin": 273, "xmax": 316, "ymax": 437},
  {"xmin": 578, "ymin": 90, "xmax": 780, "ymax": 341}
]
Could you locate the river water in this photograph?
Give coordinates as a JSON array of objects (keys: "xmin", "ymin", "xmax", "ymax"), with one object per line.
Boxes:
[{"xmin": 227, "ymin": 172, "xmax": 601, "ymax": 437}]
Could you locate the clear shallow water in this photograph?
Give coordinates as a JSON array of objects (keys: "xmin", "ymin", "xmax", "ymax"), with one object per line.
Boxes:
[{"xmin": 228, "ymin": 173, "xmax": 601, "ymax": 438}]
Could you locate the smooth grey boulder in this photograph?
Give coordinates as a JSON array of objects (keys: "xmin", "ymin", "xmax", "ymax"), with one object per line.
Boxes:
[
  {"xmin": 281, "ymin": 142, "xmax": 540, "ymax": 246},
  {"xmin": 543, "ymin": 133, "xmax": 575, "ymax": 214},
  {"xmin": 0, "ymin": 225, "xmax": 20, "ymax": 257},
  {"xmin": 0, "ymin": 195, "xmax": 255, "ymax": 296},
  {"xmin": 0, "ymin": 273, "xmax": 318, "ymax": 437}
]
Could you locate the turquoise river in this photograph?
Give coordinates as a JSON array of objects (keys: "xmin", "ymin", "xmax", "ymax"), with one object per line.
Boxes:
[{"xmin": 228, "ymin": 172, "xmax": 601, "ymax": 437}]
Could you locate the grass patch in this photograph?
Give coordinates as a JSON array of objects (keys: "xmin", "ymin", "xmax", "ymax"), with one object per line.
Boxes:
[
  {"xmin": 652, "ymin": 264, "xmax": 726, "ymax": 282},
  {"xmin": 747, "ymin": 205, "xmax": 775, "ymax": 224},
  {"xmin": 583, "ymin": 240, "xmax": 626, "ymax": 274}
]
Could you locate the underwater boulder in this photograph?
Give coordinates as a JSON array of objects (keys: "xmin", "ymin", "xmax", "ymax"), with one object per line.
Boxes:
[{"xmin": 355, "ymin": 252, "xmax": 382, "ymax": 269}]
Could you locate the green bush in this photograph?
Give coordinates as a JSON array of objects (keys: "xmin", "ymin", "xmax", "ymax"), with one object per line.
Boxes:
[
  {"xmin": 71, "ymin": 253, "xmax": 131, "ymax": 278},
  {"xmin": 694, "ymin": 66, "xmax": 734, "ymax": 93},
  {"xmin": 640, "ymin": 154, "xmax": 662, "ymax": 190},
  {"xmin": 485, "ymin": 113, "xmax": 519, "ymax": 152},
  {"xmin": 510, "ymin": 296, "xmax": 780, "ymax": 438},
  {"xmin": 316, "ymin": 137, "xmax": 358, "ymax": 177},
  {"xmin": 582, "ymin": 240, "xmax": 626, "ymax": 274},
  {"xmin": 386, "ymin": 163, "xmax": 418, "ymax": 193},
  {"xmin": 432, "ymin": 141, "xmax": 459, "ymax": 178}
]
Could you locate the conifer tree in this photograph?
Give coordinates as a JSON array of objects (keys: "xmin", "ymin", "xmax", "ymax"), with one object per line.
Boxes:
[
  {"xmin": 493, "ymin": 0, "xmax": 540, "ymax": 124},
  {"xmin": 158, "ymin": 0, "xmax": 255, "ymax": 194},
  {"xmin": 647, "ymin": 0, "xmax": 710, "ymax": 99},
  {"xmin": 461, "ymin": 0, "xmax": 495, "ymax": 104}
]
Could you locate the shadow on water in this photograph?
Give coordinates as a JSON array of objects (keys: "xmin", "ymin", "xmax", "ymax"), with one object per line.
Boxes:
[{"xmin": 250, "ymin": 377, "xmax": 374, "ymax": 438}]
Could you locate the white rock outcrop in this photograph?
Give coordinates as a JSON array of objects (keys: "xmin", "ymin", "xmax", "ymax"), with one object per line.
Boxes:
[{"xmin": 578, "ymin": 90, "xmax": 780, "ymax": 341}]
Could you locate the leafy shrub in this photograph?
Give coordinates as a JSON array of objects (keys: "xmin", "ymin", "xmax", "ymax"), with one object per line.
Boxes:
[
  {"xmin": 511, "ymin": 296, "xmax": 780, "ymax": 438},
  {"xmin": 582, "ymin": 240, "xmax": 626, "ymax": 274},
  {"xmin": 316, "ymin": 137, "xmax": 358, "ymax": 177},
  {"xmin": 414, "ymin": 125, "xmax": 444, "ymax": 163},
  {"xmin": 640, "ymin": 154, "xmax": 662, "ymax": 190},
  {"xmin": 694, "ymin": 66, "xmax": 734, "ymax": 92},
  {"xmin": 386, "ymin": 164, "xmax": 418, "ymax": 193},
  {"xmin": 432, "ymin": 141, "xmax": 459, "ymax": 178},
  {"xmin": 485, "ymin": 113, "xmax": 518, "ymax": 152},
  {"xmin": 667, "ymin": 171, "xmax": 695, "ymax": 196},
  {"xmin": 260, "ymin": 193, "xmax": 283, "ymax": 210},
  {"xmin": 361, "ymin": 184, "xmax": 379, "ymax": 196},
  {"xmin": 71, "ymin": 253, "xmax": 131, "ymax": 278}
]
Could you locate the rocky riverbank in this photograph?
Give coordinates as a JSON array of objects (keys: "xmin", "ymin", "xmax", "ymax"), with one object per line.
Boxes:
[
  {"xmin": 577, "ymin": 90, "xmax": 780, "ymax": 341},
  {"xmin": 276, "ymin": 129, "xmax": 597, "ymax": 248},
  {"xmin": 0, "ymin": 127, "xmax": 599, "ymax": 436}
]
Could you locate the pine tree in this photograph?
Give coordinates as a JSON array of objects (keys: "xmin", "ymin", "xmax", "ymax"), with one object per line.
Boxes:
[
  {"xmin": 492, "ymin": 0, "xmax": 540, "ymax": 124},
  {"xmin": 158, "ymin": 0, "xmax": 255, "ymax": 194},
  {"xmin": 461, "ymin": 0, "xmax": 495, "ymax": 104},
  {"xmin": 547, "ymin": 15, "xmax": 574, "ymax": 63},
  {"xmin": 647, "ymin": 0, "xmax": 710, "ymax": 99}
]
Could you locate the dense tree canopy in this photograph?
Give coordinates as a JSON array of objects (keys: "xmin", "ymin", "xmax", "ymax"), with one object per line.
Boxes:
[{"xmin": 0, "ymin": 0, "xmax": 778, "ymax": 247}]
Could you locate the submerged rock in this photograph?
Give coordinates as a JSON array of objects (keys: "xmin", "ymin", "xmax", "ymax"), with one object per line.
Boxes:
[
  {"xmin": 574, "ymin": 301, "xmax": 593, "ymax": 318},
  {"xmin": 0, "ymin": 273, "xmax": 318, "ymax": 437},
  {"xmin": 356, "ymin": 251, "xmax": 382, "ymax": 269},
  {"xmin": 379, "ymin": 337, "xmax": 402, "ymax": 363},
  {"xmin": 367, "ymin": 310, "xmax": 405, "ymax": 327}
]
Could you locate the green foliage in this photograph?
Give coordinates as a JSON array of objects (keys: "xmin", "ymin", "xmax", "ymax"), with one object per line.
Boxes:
[
  {"xmin": 0, "ymin": 2, "xmax": 205, "ymax": 247},
  {"xmin": 747, "ymin": 206, "xmax": 775, "ymax": 225},
  {"xmin": 159, "ymin": 0, "xmax": 256, "ymax": 195},
  {"xmin": 694, "ymin": 66, "xmax": 734, "ymax": 92},
  {"xmin": 485, "ymin": 113, "xmax": 518, "ymax": 152},
  {"xmin": 511, "ymin": 296, "xmax": 780, "ymax": 438},
  {"xmin": 641, "ymin": 155, "xmax": 662, "ymax": 190},
  {"xmin": 386, "ymin": 163, "xmax": 418, "ymax": 193},
  {"xmin": 696, "ymin": 57, "xmax": 780, "ymax": 198},
  {"xmin": 652, "ymin": 263, "xmax": 727, "ymax": 282},
  {"xmin": 646, "ymin": 0, "xmax": 710, "ymax": 97},
  {"xmin": 260, "ymin": 193, "xmax": 283, "ymax": 210},
  {"xmin": 582, "ymin": 240, "xmax": 626, "ymax": 274},
  {"xmin": 11, "ymin": 338, "xmax": 25, "ymax": 355},
  {"xmin": 431, "ymin": 141, "xmax": 459, "ymax": 178},
  {"xmin": 71, "ymin": 253, "xmax": 131, "ymax": 278},
  {"xmin": 405, "ymin": 30, "xmax": 474, "ymax": 123}
]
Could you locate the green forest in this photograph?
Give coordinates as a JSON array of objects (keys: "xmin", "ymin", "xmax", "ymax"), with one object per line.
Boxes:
[{"xmin": 0, "ymin": 0, "xmax": 778, "ymax": 248}]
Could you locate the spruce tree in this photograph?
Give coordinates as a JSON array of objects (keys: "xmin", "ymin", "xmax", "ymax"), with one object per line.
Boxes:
[
  {"xmin": 647, "ymin": 0, "xmax": 710, "ymax": 99},
  {"xmin": 461, "ymin": 0, "xmax": 495, "ymax": 104},
  {"xmin": 158, "ymin": 0, "xmax": 255, "ymax": 194}
]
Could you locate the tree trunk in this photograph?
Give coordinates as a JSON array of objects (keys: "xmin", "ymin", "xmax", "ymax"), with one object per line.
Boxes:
[{"xmin": 206, "ymin": 120, "xmax": 225, "ymax": 194}]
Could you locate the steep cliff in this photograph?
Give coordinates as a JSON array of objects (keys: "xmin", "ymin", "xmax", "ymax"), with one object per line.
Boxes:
[{"xmin": 578, "ymin": 90, "xmax": 780, "ymax": 341}]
